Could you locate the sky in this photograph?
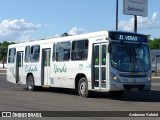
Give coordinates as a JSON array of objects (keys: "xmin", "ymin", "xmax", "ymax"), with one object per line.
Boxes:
[{"xmin": 0, "ymin": 0, "xmax": 160, "ymax": 42}]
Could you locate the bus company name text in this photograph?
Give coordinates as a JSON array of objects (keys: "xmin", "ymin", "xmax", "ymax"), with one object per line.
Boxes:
[
  {"xmin": 54, "ymin": 64, "xmax": 67, "ymax": 73},
  {"xmin": 25, "ymin": 65, "xmax": 38, "ymax": 73}
]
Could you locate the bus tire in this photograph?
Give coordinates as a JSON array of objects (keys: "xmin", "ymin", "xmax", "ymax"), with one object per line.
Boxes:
[
  {"xmin": 78, "ymin": 77, "xmax": 89, "ymax": 98},
  {"xmin": 27, "ymin": 75, "xmax": 36, "ymax": 91},
  {"xmin": 110, "ymin": 91, "xmax": 124, "ymax": 98}
]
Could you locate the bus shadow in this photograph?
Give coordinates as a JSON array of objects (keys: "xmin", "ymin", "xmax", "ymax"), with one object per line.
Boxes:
[
  {"xmin": 37, "ymin": 87, "xmax": 76, "ymax": 96},
  {"xmin": 22, "ymin": 87, "xmax": 160, "ymax": 102},
  {"xmin": 119, "ymin": 90, "xmax": 160, "ymax": 102},
  {"xmin": 85, "ymin": 90, "xmax": 160, "ymax": 102}
]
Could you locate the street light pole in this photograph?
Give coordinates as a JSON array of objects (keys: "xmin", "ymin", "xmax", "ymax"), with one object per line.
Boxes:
[
  {"xmin": 134, "ymin": 15, "xmax": 137, "ymax": 33},
  {"xmin": 116, "ymin": 0, "xmax": 118, "ymax": 30}
]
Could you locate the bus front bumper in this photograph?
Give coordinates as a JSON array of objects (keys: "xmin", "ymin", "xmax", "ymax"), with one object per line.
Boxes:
[{"xmin": 110, "ymin": 81, "xmax": 151, "ymax": 91}]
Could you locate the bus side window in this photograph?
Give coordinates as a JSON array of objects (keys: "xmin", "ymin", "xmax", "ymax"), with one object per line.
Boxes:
[
  {"xmin": 8, "ymin": 48, "xmax": 16, "ymax": 63},
  {"xmin": 25, "ymin": 46, "xmax": 30, "ymax": 63},
  {"xmin": 56, "ymin": 42, "xmax": 71, "ymax": 61},
  {"xmin": 71, "ymin": 40, "xmax": 88, "ymax": 60},
  {"xmin": 52, "ymin": 44, "xmax": 55, "ymax": 61},
  {"xmin": 30, "ymin": 45, "xmax": 40, "ymax": 62}
]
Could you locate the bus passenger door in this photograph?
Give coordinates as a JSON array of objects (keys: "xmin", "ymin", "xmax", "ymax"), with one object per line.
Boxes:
[
  {"xmin": 42, "ymin": 49, "xmax": 51, "ymax": 86},
  {"xmin": 16, "ymin": 51, "xmax": 23, "ymax": 84},
  {"xmin": 92, "ymin": 43, "xmax": 107, "ymax": 89}
]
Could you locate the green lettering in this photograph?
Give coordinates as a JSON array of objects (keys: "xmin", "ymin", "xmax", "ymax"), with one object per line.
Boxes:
[
  {"xmin": 25, "ymin": 65, "xmax": 38, "ymax": 72},
  {"xmin": 54, "ymin": 64, "xmax": 67, "ymax": 74}
]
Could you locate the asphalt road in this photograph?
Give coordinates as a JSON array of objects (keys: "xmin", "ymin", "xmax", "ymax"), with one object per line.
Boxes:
[{"xmin": 0, "ymin": 74, "xmax": 160, "ymax": 120}]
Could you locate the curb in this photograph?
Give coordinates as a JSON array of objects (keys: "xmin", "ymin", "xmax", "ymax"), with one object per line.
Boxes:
[
  {"xmin": 152, "ymin": 77, "xmax": 160, "ymax": 79},
  {"xmin": 0, "ymin": 68, "xmax": 6, "ymax": 70},
  {"xmin": 0, "ymin": 73, "xmax": 6, "ymax": 75},
  {"xmin": 0, "ymin": 69, "xmax": 6, "ymax": 75}
]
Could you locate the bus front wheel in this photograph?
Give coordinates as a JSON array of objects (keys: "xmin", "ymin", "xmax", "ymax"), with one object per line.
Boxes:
[
  {"xmin": 27, "ymin": 75, "xmax": 35, "ymax": 91},
  {"xmin": 78, "ymin": 77, "xmax": 89, "ymax": 98}
]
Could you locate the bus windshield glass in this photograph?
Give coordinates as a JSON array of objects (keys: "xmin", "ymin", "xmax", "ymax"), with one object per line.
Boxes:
[{"xmin": 110, "ymin": 42, "xmax": 150, "ymax": 72}]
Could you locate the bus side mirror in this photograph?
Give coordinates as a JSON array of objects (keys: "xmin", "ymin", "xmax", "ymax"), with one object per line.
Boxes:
[{"xmin": 108, "ymin": 43, "xmax": 112, "ymax": 53}]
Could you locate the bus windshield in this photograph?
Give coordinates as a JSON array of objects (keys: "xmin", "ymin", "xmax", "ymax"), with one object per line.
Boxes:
[{"xmin": 111, "ymin": 42, "xmax": 150, "ymax": 72}]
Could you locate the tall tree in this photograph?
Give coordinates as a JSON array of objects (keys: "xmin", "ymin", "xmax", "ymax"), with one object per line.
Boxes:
[{"xmin": 0, "ymin": 41, "xmax": 15, "ymax": 68}]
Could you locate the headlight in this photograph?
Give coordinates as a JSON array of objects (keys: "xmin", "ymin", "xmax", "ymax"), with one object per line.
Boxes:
[
  {"xmin": 111, "ymin": 72, "xmax": 120, "ymax": 82},
  {"xmin": 113, "ymin": 76, "xmax": 118, "ymax": 80},
  {"xmin": 147, "ymin": 76, "xmax": 151, "ymax": 81}
]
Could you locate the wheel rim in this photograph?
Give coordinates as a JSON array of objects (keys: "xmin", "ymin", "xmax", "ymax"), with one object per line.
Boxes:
[
  {"xmin": 28, "ymin": 76, "xmax": 34, "ymax": 90},
  {"xmin": 79, "ymin": 79, "xmax": 87, "ymax": 96}
]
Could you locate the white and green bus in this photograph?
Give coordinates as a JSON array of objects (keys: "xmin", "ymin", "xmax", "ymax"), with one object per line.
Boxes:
[{"xmin": 7, "ymin": 31, "xmax": 151, "ymax": 97}]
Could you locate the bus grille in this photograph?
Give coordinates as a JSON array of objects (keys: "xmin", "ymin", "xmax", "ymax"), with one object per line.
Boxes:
[{"xmin": 119, "ymin": 74, "xmax": 147, "ymax": 78}]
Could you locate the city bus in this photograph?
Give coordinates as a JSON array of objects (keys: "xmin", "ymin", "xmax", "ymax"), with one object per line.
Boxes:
[{"xmin": 6, "ymin": 31, "xmax": 151, "ymax": 97}]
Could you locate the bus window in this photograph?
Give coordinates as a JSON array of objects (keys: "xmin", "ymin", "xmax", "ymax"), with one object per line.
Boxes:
[
  {"xmin": 56, "ymin": 42, "xmax": 71, "ymax": 61},
  {"xmin": 52, "ymin": 44, "xmax": 55, "ymax": 61},
  {"xmin": 30, "ymin": 45, "xmax": 40, "ymax": 62},
  {"xmin": 71, "ymin": 40, "xmax": 88, "ymax": 60},
  {"xmin": 102, "ymin": 44, "xmax": 106, "ymax": 65},
  {"xmin": 94, "ymin": 45, "xmax": 99, "ymax": 65},
  {"xmin": 8, "ymin": 48, "xmax": 16, "ymax": 63},
  {"xmin": 25, "ymin": 46, "xmax": 30, "ymax": 63}
]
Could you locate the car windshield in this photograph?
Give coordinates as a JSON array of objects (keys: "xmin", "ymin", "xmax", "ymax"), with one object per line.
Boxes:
[{"xmin": 110, "ymin": 42, "xmax": 151, "ymax": 72}]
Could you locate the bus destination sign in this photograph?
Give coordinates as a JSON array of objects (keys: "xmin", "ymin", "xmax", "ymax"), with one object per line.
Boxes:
[
  {"xmin": 119, "ymin": 34, "xmax": 138, "ymax": 41},
  {"xmin": 109, "ymin": 32, "xmax": 148, "ymax": 43}
]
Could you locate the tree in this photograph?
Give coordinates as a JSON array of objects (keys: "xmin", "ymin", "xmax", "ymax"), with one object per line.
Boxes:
[
  {"xmin": 0, "ymin": 41, "xmax": 15, "ymax": 68},
  {"xmin": 149, "ymin": 38, "xmax": 160, "ymax": 50}
]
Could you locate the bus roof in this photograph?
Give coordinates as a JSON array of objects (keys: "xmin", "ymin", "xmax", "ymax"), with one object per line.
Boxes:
[
  {"xmin": 8, "ymin": 31, "xmax": 109, "ymax": 48},
  {"xmin": 8, "ymin": 30, "xmax": 148, "ymax": 48}
]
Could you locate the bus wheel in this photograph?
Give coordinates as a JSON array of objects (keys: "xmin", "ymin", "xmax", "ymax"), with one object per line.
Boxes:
[
  {"xmin": 110, "ymin": 91, "xmax": 124, "ymax": 98},
  {"xmin": 78, "ymin": 77, "xmax": 89, "ymax": 98},
  {"xmin": 27, "ymin": 75, "xmax": 35, "ymax": 91}
]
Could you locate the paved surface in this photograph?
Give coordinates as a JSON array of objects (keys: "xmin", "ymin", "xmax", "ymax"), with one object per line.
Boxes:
[
  {"xmin": 0, "ymin": 67, "xmax": 6, "ymax": 74},
  {"xmin": 0, "ymin": 74, "xmax": 160, "ymax": 120}
]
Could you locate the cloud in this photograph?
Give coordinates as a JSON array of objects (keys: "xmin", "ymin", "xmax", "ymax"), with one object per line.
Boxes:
[
  {"xmin": 68, "ymin": 27, "xmax": 83, "ymax": 35},
  {"xmin": 119, "ymin": 12, "xmax": 160, "ymax": 32},
  {"xmin": 52, "ymin": 27, "xmax": 84, "ymax": 38},
  {"xmin": 152, "ymin": 12, "xmax": 159, "ymax": 23},
  {"xmin": 0, "ymin": 19, "xmax": 43, "ymax": 42}
]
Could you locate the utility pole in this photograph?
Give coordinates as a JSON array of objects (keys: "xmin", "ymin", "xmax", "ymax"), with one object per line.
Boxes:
[
  {"xmin": 134, "ymin": 15, "xmax": 137, "ymax": 33},
  {"xmin": 116, "ymin": 0, "xmax": 118, "ymax": 30}
]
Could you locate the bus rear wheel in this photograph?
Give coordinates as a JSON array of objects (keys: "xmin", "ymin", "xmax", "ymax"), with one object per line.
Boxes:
[
  {"xmin": 27, "ymin": 75, "xmax": 36, "ymax": 91},
  {"xmin": 78, "ymin": 77, "xmax": 89, "ymax": 98}
]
